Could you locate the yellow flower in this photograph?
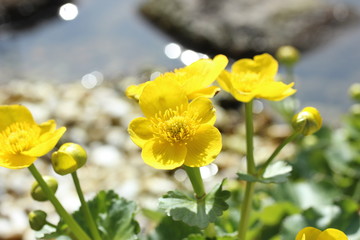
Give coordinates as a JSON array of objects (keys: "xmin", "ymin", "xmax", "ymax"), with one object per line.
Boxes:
[
  {"xmin": 0, "ymin": 105, "xmax": 66, "ymax": 169},
  {"xmin": 296, "ymin": 227, "xmax": 348, "ymax": 240},
  {"xmin": 217, "ymin": 53, "xmax": 296, "ymax": 102},
  {"xmin": 128, "ymin": 77, "xmax": 222, "ymax": 169},
  {"xmin": 126, "ymin": 54, "xmax": 228, "ymax": 101}
]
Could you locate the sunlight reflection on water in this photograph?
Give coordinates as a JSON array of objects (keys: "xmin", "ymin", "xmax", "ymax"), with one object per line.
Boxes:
[
  {"xmin": 59, "ymin": 3, "xmax": 79, "ymax": 21},
  {"xmin": 164, "ymin": 43, "xmax": 181, "ymax": 59}
]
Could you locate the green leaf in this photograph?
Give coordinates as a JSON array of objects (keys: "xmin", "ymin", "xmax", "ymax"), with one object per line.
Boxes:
[
  {"xmin": 280, "ymin": 214, "xmax": 308, "ymax": 239},
  {"xmin": 34, "ymin": 225, "xmax": 70, "ymax": 240},
  {"xmin": 259, "ymin": 202, "xmax": 300, "ymax": 226},
  {"xmin": 72, "ymin": 190, "xmax": 139, "ymax": 240},
  {"xmin": 35, "ymin": 190, "xmax": 139, "ymax": 240},
  {"xmin": 159, "ymin": 179, "xmax": 230, "ymax": 229},
  {"xmin": 147, "ymin": 216, "xmax": 201, "ymax": 240},
  {"xmin": 237, "ymin": 173, "xmax": 290, "ymax": 184},
  {"xmin": 183, "ymin": 234, "xmax": 205, "ymax": 240},
  {"xmin": 183, "ymin": 233, "xmax": 237, "ymax": 240},
  {"xmin": 238, "ymin": 161, "xmax": 292, "ymax": 184}
]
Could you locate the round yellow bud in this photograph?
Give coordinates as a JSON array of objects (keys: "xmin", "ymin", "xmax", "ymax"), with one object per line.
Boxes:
[
  {"xmin": 292, "ymin": 107, "xmax": 322, "ymax": 135},
  {"xmin": 28, "ymin": 210, "xmax": 47, "ymax": 231},
  {"xmin": 51, "ymin": 142, "xmax": 87, "ymax": 175},
  {"xmin": 276, "ymin": 45, "xmax": 300, "ymax": 67},
  {"xmin": 31, "ymin": 176, "xmax": 58, "ymax": 201},
  {"xmin": 348, "ymin": 83, "xmax": 360, "ymax": 102}
]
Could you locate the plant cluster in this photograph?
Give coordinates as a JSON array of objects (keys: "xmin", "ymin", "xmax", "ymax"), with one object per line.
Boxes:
[{"xmin": 0, "ymin": 48, "xmax": 357, "ymax": 240}]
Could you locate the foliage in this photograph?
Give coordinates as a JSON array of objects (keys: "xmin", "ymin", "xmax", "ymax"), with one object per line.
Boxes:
[
  {"xmin": 36, "ymin": 190, "xmax": 139, "ymax": 240},
  {"xmin": 159, "ymin": 180, "xmax": 231, "ymax": 229}
]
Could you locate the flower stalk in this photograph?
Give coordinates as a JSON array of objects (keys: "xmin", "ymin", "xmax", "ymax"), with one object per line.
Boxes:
[
  {"xmin": 72, "ymin": 171, "xmax": 102, "ymax": 240},
  {"xmin": 238, "ymin": 101, "xmax": 257, "ymax": 240},
  {"xmin": 244, "ymin": 101, "xmax": 256, "ymax": 175},
  {"xmin": 28, "ymin": 164, "xmax": 92, "ymax": 240},
  {"xmin": 184, "ymin": 165, "xmax": 206, "ymax": 200},
  {"xmin": 237, "ymin": 182, "xmax": 255, "ymax": 240},
  {"xmin": 258, "ymin": 131, "xmax": 300, "ymax": 175}
]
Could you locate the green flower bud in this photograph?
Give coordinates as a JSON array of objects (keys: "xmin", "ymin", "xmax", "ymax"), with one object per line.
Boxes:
[
  {"xmin": 348, "ymin": 83, "xmax": 360, "ymax": 102},
  {"xmin": 28, "ymin": 210, "xmax": 47, "ymax": 231},
  {"xmin": 276, "ymin": 45, "xmax": 300, "ymax": 67},
  {"xmin": 51, "ymin": 142, "xmax": 87, "ymax": 175},
  {"xmin": 31, "ymin": 176, "xmax": 58, "ymax": 201},
  {"xmin": 350, "ymin": 104, "xmax": 360, "ymax": 116},
  {"xmin": 292, "ymin": 107, "xmax": 322, "ymax": 136}
]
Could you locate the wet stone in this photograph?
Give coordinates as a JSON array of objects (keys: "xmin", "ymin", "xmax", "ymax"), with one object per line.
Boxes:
[{"xmin": 140, "ymin": 0, "xmax": 358, "ymax": 58}]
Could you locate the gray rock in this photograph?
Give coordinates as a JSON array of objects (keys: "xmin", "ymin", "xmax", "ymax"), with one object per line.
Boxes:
[
  {"xmin": 140, "ymin": 0, "xmax": 358, "ymax": 57},
  {"xmin": 0, "ymin": 0, "xmax": 70, "ymax": 30}
]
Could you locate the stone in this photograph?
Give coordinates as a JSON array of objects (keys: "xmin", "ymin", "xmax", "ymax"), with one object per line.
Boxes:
[
  {"xmin": 140, "ymin": 0, "xmax": 358, "ymax": 58},
  {"xmin": 0, "ymin": 0, "xmax": 68, "ymax": 30}
]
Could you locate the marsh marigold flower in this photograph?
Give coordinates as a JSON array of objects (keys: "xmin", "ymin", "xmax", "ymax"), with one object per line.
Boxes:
[
  {"xmin": 296, "ymin": 227, "xmax": 348, "ymax": 240},
  {"xmin": 0, "ymin": 105, "xmax": 66, "ymax": 169},
  {"xmin": 126, "ymin": 54, "xmax": 228, "ymax": 101},
  {"xmin": 217, "ymin": 53, "xmax": 296, "ymax": 102},
  {"xmin": 128, "ymin": 77, "xmax": 222, "ymax": 169}
]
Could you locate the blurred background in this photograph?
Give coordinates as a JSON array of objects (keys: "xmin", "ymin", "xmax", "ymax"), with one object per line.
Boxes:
[
  {"xmin": 0, "ymin": 0, "xmax": 359, "ymax": 120},
  {"xmin": 0, "ymin": 0, "xmax": 360, "ymax": 239}
]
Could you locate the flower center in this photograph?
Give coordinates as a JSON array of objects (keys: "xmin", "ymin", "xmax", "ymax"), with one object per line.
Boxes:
[
  {"xmin": 0, "ymin": 122, "xmax": 40, "ymax": 154},
  {"xmin": 152, "ymin": 108, "xmax": 198, "ymax": 144},
  {"xmin": 235, "ymin": 72, "xmax": 261, "ymax": 93}
]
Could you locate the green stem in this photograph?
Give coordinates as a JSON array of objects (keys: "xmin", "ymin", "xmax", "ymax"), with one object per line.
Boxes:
[
  {"xmin": 28, "ymin": 164, "xmax": 92, "ymax": 240},
  {"xmin": 285, "ymin": 66, "xmax": 294, "ymax": 84},
  {"xmin": 184, "ymin": 166, "xmax": 206, "ymax": 200},
  {"xmin": 204, "ymin": 223, "xmax": 216, "ymax": 238},
  {"xmin": 258, "ymin": 132, "xmax": 300, "ymax": 175},
  {"xmin": 72, "ymin": 172, "xmax": 102, "ymax": 240},
  {"xmin": 45, "ymin": 220, "xmax": 58, "ymax": 229},
  {"xmin": 238, "ymin": 101, "xmax": 257, "ymax": 240},
  {"xmin": 244, "ymin": 101, "xmax": 256, "ymax": 175},
  {"xmin": 237, "ymin": 182, "xmax": 255, "ymax": 240}
]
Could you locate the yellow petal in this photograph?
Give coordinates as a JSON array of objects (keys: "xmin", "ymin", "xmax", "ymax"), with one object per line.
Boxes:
[
  {"xmin": 0, "ymin": 105, "xmax": 35, "ymax": 131},
  {"xmin": 217, "ymin": 70, "xmax": 233, "ymax": 93},
  {"xmin": 51, "ymin": 151, "xmax": 78, "ymax": 175},
  {"xmin": 318, "ymin": 228, "xmax": 348, "ymax": 240},
  {"xmin": 38, "ymin": 119, "xmax": 56, "ymax": 134},
  {"xmin": 230, "ymin": 88, "xmax": 257, "ymax": 103},
  {"xmin": 184, "ymin": 125, "xmax": 222, "ymax": 167},
  {"xmin": 139, "ymin": 77, "xmax": 188, "ymax": 118},
  {"xmin": 255, "ymin": 81, "xmax": 296, "ymax": 101},
  {"xmin": 22, "ymin": 127, "xmax": 66, "ymax": 157},
  {"xmin": 179, "ymin": 55, "xmax": 228, "ymax": 96},
  {"xmin": 142, "ymin": 139, "xmax": 187, "ymax": 169},
  {"xmin": 295, "ymin": 227, "xmax": 321, "ymax": 240},
  {"xmin": 128, "ymin": 117, "xmax": 154, "ymax": 148},
  {"xmin": 232, "ymin": 53, "xmax": 278, "ymax": 79},
  {"xmin": 0, "ymin": 153, "xmax": 36, "ymax": 169},
  {"xmin": 125, "ymin": 82, "xmax": 150, "ymax": 101},
  {"xmin": 188, "ymin": 97, "xmax": 216, "ymax": 125},
  {"xmin": 187, "ymin": 86, "xmax": 220, "ymax": 99}
]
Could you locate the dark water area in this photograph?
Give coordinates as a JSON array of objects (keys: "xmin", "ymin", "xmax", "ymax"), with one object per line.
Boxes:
[{"xmin": 0, "ymin": 0, "xmax": 359, "ymax": 124}]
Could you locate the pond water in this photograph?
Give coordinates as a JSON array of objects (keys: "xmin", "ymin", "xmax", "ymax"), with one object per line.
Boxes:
[{"xmin": 0, "ymin": 0, "xmax": 359, "ymax": 124}]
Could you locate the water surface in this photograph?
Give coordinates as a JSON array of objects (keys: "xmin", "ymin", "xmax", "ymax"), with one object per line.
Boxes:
[{"xmin": 0, "ymin": 0, "xmax": 359, "ymax": 123}]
